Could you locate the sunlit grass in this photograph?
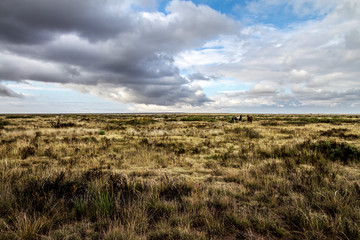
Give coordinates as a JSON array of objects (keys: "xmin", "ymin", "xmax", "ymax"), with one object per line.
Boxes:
[{"xmin": 0, "ymin": 114, "xmax": 359, "ymax": 239}]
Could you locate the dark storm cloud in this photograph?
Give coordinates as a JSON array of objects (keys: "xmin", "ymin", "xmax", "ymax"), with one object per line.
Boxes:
[
  {"xmin": 121, "ymin": 83, "xmax": 210, "ymax": 106},
  {"xmin": 0, "ymin": 0, "xmax": 130, "ymax": 44},
  {"xmin": 0, "ymin": 84, "xmax": 23, "ymax": 98},
  {"xmin": 0, "ymin": 0, "xmax": 236, "ymax": 105}
]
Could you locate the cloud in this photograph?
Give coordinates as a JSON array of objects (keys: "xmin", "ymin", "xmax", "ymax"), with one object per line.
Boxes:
[
  {"xmin": 0, "ymin": 0, "xmax": 131, "ymax": 44},
  {"xmin": 178, "ymin": 0, "xmax": 360, "ymax": 111},
  {"xmin": 0, "ymin": 84, "xmax": 24, "ymax": 98},
  {"xmin": 186, "ymin": 72, "xmax": 214, "ymax": 81},
  {"xmin": 68, "ymin": 81, "xmax": 210, "ymax": 106},
  {"xmin": 249, "ymin": 84, "xmax": 278, "ymax": 94},
  {"xmin": 238, "ymin": 0, "xmax": 337, "ymax": 20},
  {"xmin": 0, "ymin": 0, "xmax": 236, "ymax": 107}
]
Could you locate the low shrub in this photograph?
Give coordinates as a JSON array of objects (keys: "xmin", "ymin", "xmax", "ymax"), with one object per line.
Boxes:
[
  {"xmin": 306, "ymin": 140, "xmax": 360, "ymax": 164},
  {"xmin": 320, "ymin": 128, "xmax": 359, "ymax": 140},
  {"xmin": 20, "ymin": 146, "xmax": 36, "ymax": 159},
  {"xmin": 128, "ymin": 117, "xmax": 155, "ymax": 125},
  {"xmin": 0, "ymin": 119, "xmax": 10, "ymax": 129},
  {"xmin": 158, "ymin": 176, "xmax": 193, "ymax": 201},
  {"xmin": 269, "ymin": 140, "xmax": 360, "ymax": 165},
  {"xmin": 261, "ymin": 121, "xmax": 279, "ymax": 126},
  {"xmin": 180, "ymin": 116, "xmax": 216, "ymax": 122},
  {"xmin": 230, "ymin": 127, "xmax": 262, "ymax": 139}
]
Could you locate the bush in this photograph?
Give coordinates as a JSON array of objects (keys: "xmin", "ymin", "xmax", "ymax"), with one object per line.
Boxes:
[
  {"xmin": 0, "ymin": 119, "xmax": 10, "ymax": 129},
  {"xmin": 261, "ymin": 121, "xmax": 279, "ymax": 126},
  {"xmin": 269, "ymin": 140, "xmax": 360, "ymax": 165},
  {"xmin": 307, "ymin": 141, "xmax": 360, "ymax": 164},
  {"xmin": 20, "ymin": 146, "xmax": 36, "ymax": 159},
  {"xmin": 158, "ymin": 176, "xmax": 193, "ymax": 201},
  {"xmin": 146, "ymin": 198, "xmax": 173, "ymax": 223},
  {"xmin": 128, "ymin": 117, "xmax": 155, "ymax": 125},
  {"xmin": 320, "ymin": 128, "xmax": 359, "ymax": 140},
  {"xmin": 180, "ymin": 116, "xmax": 216, "ymax": 122},
  {"xmin": 230, "ymin": 127, "xmax": 262, "ymax": 139}
]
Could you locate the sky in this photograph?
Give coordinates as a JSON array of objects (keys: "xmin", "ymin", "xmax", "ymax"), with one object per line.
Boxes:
[{"xmin": 0, "ymin": 0, "xmax": 359, "ymax": 114}]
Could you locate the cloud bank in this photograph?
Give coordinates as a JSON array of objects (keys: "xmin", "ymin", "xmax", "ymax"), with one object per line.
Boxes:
[
  {"xmin": 0, "ymin": 84, "xmax": 24, "ymax": 98},
  {"xmin": 177, "ymin": 0, "xmax": 360, "ymax": 112},
  {"xmin": 0, "ymin": 0, "xmax": 236, "ymax": 106},
  {"xmin": 0, "ymin": 0, "xmax": 359, "ymax": 113}
]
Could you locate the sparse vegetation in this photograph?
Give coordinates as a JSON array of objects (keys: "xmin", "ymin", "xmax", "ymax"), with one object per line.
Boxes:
[
  {"xmin": 0, "ymin": 114, "xmax": 360, "ymax": 239},
  {"xmin": 180, "ymin": 115, "xmax": 216, "ymax": 122},
  {"xmin": 0, "ymin": 119, "xmax": 10, "ymax": 129},
  {"xmin": 98, "ymin": 130, "xmax": 106, "ymax": 135}
]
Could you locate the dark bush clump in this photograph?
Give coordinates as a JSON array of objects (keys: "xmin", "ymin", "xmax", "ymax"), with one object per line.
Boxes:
[
  {"xmin": 261, "ymin": 121, "xmax": 279, "ymax": 126},
  {"xmin": 98, "ymin": 130, "xmax": 106, "ymax": 135},
  {"xmin": 307, "ymin": 141, "xmax": 360, "ymax": 164},
  {"xmin": 0, "ymin": 119, "xmax": 10, "ymax": 129},
  {"xmin": 159, "ymin": 176, "xmax": 193, "ymax": 201},
  {"xmin": 231, "ymin": 127, "xmax": 262, "ymax": 139},
  {"xmin": 180, "ymin": 116, "xmax": 216, "ymax": 122},
  {"xmin": 128, "ymin": 117, "xmax": 156, "ymax": 125},
  {"xmin": 20, "ymin": 146, "xmax": 36, "ymax": 159},
  {"xmin": 320, "ymin": 128, "xmax": 359, "ymax": 140},
  {"xmin": 264, "ymin": 140, "xmax": 360, "ymax": 165}
]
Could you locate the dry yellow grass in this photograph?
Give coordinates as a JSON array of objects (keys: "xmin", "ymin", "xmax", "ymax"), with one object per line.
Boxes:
[{"xmin": 0, "ymin": 114, "xmax": 360, "ymax": 239}]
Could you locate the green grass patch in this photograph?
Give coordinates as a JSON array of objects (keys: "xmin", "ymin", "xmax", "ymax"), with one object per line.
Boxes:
[{"xmin": 180, "ymin": 116, "xmax": 216, "ymax": 122}]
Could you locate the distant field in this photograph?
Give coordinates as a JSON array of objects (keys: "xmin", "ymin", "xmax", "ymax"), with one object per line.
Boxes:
[{"xmin": 0, "ymin": 114, "xmax": 360, "ymax": 239}]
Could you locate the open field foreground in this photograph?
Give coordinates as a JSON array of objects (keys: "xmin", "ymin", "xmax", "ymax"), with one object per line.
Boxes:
[{"xmin": 1, "ymin": 114, "xmax": 360, "ymax": 240}]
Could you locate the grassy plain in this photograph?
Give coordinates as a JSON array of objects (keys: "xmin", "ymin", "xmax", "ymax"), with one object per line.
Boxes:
[{"xmin": 0, "ymin": 113, "xmax": 360, "ymax": 239}]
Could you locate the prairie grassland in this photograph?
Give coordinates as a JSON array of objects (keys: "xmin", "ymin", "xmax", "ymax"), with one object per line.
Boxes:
[{"xmin": 0, "ymin": 114, "xmax": 360, "ymax": 239}]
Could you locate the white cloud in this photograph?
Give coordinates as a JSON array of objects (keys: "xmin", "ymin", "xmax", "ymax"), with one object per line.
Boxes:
[
  {"xmin": 0, "ymin": 0, "xmax": 236, "ymax": 107},
  {"xmin": 243, "ymin": 0, "xmax": 337, "ymax": 18},
  {"xmin": 177, "ymin": 0, "xmax": 360, "ymax": 112}
]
